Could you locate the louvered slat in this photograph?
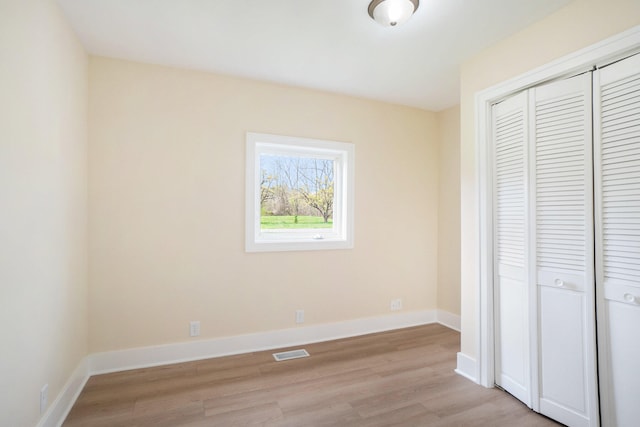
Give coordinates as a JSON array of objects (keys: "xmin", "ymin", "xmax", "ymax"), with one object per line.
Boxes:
[
  {"xmin": 536, "ymin": 92, "xmax": 587, "ymax": 273},
  {"xmin": 600, "ymin": 73, "xmax": 640, "ymax": 284},
  {"xmin": 495, "ymin": 107, "xmax": 526, "ymax": 268}
]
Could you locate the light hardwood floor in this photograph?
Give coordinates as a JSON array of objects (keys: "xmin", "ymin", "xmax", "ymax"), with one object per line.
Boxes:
[{"xmin": 63, "ymin": 324, "xmax": 560, "ymax": 426}]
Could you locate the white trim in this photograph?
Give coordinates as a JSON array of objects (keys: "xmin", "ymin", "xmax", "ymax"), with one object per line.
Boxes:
[
  {"xmin": 475, "ymin": 25, "xmax": 640, "ymax": 390},
  {"xmin": 476, "ymin": 86, "xmax": 495, "ymax": 389},
  {"xmin": 436, "ymin": 309, "xmax": 461, "ymax": 332},
  {"xmin": 45, "ymin": 310, "xmax": 463, "ymax": 425},
  {"xmin": 90, "ymin": 310, "xmax": 437, "ymax": 375},
  {"xmin": 455, "ymin": 352, "xmax": 478, "ymax": 382},
  {"xmin": 245, "ymin": 132, "xmax": 355, "ymax": 253},
  {"xmin": 36, "ymin": 357, "xmax": 90, "ymax": 427}
]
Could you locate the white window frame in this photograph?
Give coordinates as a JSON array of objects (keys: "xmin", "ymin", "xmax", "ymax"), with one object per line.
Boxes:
[{"xmin": 245, "ymin": 132, "xmax": 354, "ymax": 252}]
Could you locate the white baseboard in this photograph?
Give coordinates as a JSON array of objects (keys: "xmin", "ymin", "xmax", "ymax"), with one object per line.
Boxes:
[
  {"xmin": 47, "ymin": 309, "xmax": 461, "ymax": 426},
  {"xmin": 436, "ymin": 310, "xmax": 461, "ymax": 331},
  {"xmin": 455, "ymin": 352, "xmax": 478, "ymax": 383},
  {"xmin": 90, "ymin": 310, "xmax": 438, "ymax": 375},
  {"xmin": 36, "ymin": 356, "xmax": 90, "ymax": 427}
]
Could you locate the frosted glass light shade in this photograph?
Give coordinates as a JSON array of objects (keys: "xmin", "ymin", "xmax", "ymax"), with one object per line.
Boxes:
[{"xmin": 368, "ymin": 0, "xmax": 419, "ymax": 27}]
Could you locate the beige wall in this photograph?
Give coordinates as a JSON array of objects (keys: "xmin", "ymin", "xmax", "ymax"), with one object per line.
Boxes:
[
  {"xmin": 459, "ymin": 0, "xmax": 640, "ymax": 356},
  {"xmin": 437, "ymin": 106, "xmax": 461, "ymax": 316},
  {"xmin": 88, "ymin": 57, "xmax": 439, "ymax": 353},
  {"xmin": 0, "ymin": 1, "xmax": 88, "ymax": 426}
]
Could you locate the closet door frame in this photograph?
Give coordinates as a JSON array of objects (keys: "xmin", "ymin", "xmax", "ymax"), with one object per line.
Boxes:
[{"xmin": 473, "ymin": 26, "xmax": 640, "ymax": 392}]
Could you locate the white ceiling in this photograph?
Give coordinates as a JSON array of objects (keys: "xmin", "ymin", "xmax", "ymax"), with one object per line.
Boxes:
[{"xmin": 56, "ymin": 0, "xmax": 572, "ymax": 111}]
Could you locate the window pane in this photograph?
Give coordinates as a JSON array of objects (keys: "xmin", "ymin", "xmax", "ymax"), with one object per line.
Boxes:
[{"xmin": 259, "ymin": 154, "xmax": 334, "ymax": 231}]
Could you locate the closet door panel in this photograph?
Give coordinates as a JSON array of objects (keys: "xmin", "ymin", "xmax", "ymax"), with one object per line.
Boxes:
[
  {"xmin": 531, "ymin": 73, "xmax": 598, "ymax": 427},
  {"xmin": 493, "ymin": 92, "xmax": 531, "ymax": 406},
  {"xmin": 604, "ymin": 301, "xmax": 640, "ymax": 427},
  {"xmin": 497, "ymin": 273, "xmax": 528, "ymax": 399},
  {"xmin": 594, "ymin": 52, "xmax": 640, "ymax": 427},
  {"xmin": 539, "ymin": 287, "xmax": 588, "ymax": 417}
]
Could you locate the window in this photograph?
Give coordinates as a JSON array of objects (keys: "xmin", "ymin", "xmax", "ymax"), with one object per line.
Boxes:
[{"xmin": 246, "ymin": 132, "xmax": 354, "ymax": 252}]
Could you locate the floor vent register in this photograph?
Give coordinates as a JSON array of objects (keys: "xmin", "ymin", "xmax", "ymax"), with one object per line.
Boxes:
[{"xmin": 272, "ymin": 349, "xmax": 310, "ymax": 362}]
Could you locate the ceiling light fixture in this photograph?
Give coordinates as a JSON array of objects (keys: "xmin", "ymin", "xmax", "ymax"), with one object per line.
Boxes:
[{"xmin": 368, "ymin": 0, "xmax": 419, "ymax": 27}]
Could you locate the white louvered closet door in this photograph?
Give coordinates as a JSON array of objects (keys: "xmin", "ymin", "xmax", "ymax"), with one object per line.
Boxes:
[
  {"xmin": 530, "ymin": 73, "xmax": 599, "ymax": 427},
  {"xmin": 594, "ymin": 53, "xmax": 640, "ymax": 427},
  {"xmin": 492, "ymin": 91, "xmax": 532, "ymax": 407}
]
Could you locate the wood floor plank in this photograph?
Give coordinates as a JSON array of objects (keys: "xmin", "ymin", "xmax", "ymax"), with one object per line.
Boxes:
[
  {"xmin": 63, "ymin": 324, "xmax": 561, "ymax": 426},
  {"xmin": 355, "ymin": 403, "xmax": 441, "ymax": 427},
  {"xmin": 204, "ymin": 401, "xmax": 284, "ymax": 425}
]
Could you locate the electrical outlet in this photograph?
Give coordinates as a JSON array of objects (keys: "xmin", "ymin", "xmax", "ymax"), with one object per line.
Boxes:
[
  {"xmin": 189, "ymin": 321, "xmax": 200, "ymax": 337},
  {"xmin": 390, "ymin": 298, "xmax": 403, "ymax": 311},
  {"xmin": 296, "ymin": 309, "xmax": 305, "ymax": 324},
  {"xmin": 40, "ymin": 384, "xmax": 48, "ymax": 414}
]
